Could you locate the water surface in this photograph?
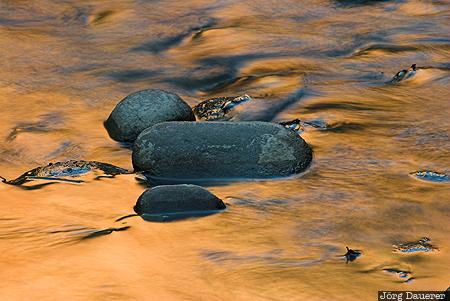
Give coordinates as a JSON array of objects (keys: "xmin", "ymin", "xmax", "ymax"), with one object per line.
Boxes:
[{"xmin": 0, "ymin": 0, "xmax": 449, "ymax": 300}]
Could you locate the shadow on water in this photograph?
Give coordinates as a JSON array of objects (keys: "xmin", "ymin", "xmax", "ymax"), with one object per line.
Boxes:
[
  {"xmin": 6, "ymin": 112, "xmax": 65, "ymax": 141},
  {"xmin": 334, "ymin": 0, "xmax": 392, "ymax": 8},
  {"xmin": 325, "ymin": 122, "xmax": 368, "ymax": 133},
  {"xmin": 166, "ymin": 69, "xmax": 236, "ymax": 93},
  {"xmin": 165, "ymin": 52, "xmax": 293, "ymax": 93},
  {"xmin": 131, "ymin": 17, "xmax": 218, "ymax": 53},
  {"xmin": 199, "ymin": 244, "xmax": 338, "ymax": 267},
  {"xmin": 5, "ymin": 182, "xmax": 60, "ymax": 190},
  {"xmin": 134, "ymin": 174, "xmax": 253, "ymax": 189},
  {"xmin": 141, "ymin": 172, "xmax": 308, "ymax": 188},
  {"xmin": 141, "ymin": 210, "xmax": 224, "ymax": 222},
  {"xmin": 106, "ymin": 69, "xmax": 161, "ymax": 83},
  {"xmin": 0, "ymin": 220, "xmax": 133, "ymax": 250},
  {"xmin": 237, "ymin": 87, "xmax": 306, "ymax": 121},
  {"xmin": 115, "ymin": 209, "xmax": 225, "ymax": 223},
  {"xmin": 303, "ymin": 102, "xmax": 379, "ymax": 112},
  {"xmin": 80, "ymin": 226, "xmax": 131, "ymax": 240}
]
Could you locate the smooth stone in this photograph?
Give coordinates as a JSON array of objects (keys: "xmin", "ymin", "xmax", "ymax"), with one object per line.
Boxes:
[
  {"xmin": 134, "ymin": 184, "xmax": 226, "ymax": 218},
  {"xmin": 132, "ymin": 121, "xmax": 312, "ymax": 181},
  {"xmin": 104, "ymin": 89, "xmax": 195, "ymax": 142}
]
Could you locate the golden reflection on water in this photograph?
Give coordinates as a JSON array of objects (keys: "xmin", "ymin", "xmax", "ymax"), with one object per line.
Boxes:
[{"xmin": 1, "ymin": 0, "xmax": 449, "ymax": 300}]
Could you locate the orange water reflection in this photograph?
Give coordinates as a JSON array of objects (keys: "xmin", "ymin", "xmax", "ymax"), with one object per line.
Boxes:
[{"xmin": 1, "ymin": 0, "xmax": 449, "ymax": 300}]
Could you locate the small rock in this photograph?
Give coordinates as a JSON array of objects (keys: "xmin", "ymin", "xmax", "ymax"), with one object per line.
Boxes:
[
  {"xmin": 134, "ymin": 184, "xmax": 226, "ymax": 221},
  {"xmin": 393, "ymin": 237, "xmax": 439, "ymax": 253},
  {"xmin": 382, "ymin": 268, "xmax": 414, "ymax": 283},
  {"xmin": 132, "ymin": 121, "xmax": 312, "ymax": 181},
  {"xmin": 192, "ymin": 94, "xmax": 252, "ymax": 121},
  {"xmin": 410, "ymin": 171, "xmax": 449, "ymax": 183},
  {"xmin": 104, "ymin": 89, "xmax": 195, "ymax": 142},
  {"xmin": 0, "ymin": 160, "xmax": 130, "ymax": 186}
]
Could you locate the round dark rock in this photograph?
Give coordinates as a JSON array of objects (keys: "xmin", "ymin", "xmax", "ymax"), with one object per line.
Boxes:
[
  {"xmin": 134, "ymin": 185, "xmax": 226, "ymax": 216},
  {"xmin": 132, "ymin": 121, "xmax": 312, "ymax": 181},
  {"xmin": 104, "ymin": 89, "xmax": 195, "ymax": 142}
]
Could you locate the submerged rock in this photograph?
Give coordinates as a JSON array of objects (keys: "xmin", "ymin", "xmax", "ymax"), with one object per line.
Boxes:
[
  {"xmin": 388, "ymin": 64, "xmax": 417, "ymax": 84},
  {"xmin": 134, "ymin": 184, "xmax": 226, "ymax": 221},
  {"xmin": 382, "ymin": 268, "xmax": 415, "ymax": 283},
  {"xmin": 393, "ymin": 237, "xmax": 439, "ymax": 253},
  {"xmin": 279, "ymin": 118, "xmax": 327, "ymax": 135},
  {"xmin": 0, "ymin": 160, "xmax": 130, "ymax": 185},
  {"xmin": 104, "ymin": 89, "xmax": 195, "ymax": 142},
  {"xmin": 132, "ymin": 121, "xmax": 312, "ymax": 182},
  {"xmin": 410, "ymin": 171, "xmax": 449, "ymax": 183}
]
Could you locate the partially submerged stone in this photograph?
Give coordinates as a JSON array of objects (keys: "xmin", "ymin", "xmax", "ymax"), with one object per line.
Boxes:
[
  {"xmin": 192, "ymin": 94, "xmax": 252, "ymax": 121},
  {"xmin": 132, "ymin": 121, "xmax": 312, "ymax": 182},
  {"xmin": 104, "ymin": 89, "xmax": 195, "ymax": 142},
  {"xmin": 393, "ymin": 237, "xmax": 438, "ymax": 254},
  {"xmin": 0, "ymin": 160, "xmax": 130, "ymax": 185},
  {"xmin": 388, "ymin": 64, "xmax": 417, "ymax": 84},
  {"xmin": 382, "ymin": 268, "xmax": 414, "ymax": 283},
  {"xmin": 134, "ymin": 184, "xmax": 226, "ymax": 221},
  {"xmin": 409, "ymin": 171, "xmax": 449, "ymax": 183},
  {"xmin": 279, "ymin": 118, "xmax": 327, "ymax": 135}
]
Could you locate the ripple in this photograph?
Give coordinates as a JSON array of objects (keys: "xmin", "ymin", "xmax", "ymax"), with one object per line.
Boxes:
[
  {"xmin": 350, "ymin": 44, "xmax": 419, "ymax": 57},
  {"xmin": 132, "ymin": 17, "xmax": 217, "ymax": 53},
  {"xmin": 107, "ymin": 69, "xmax": 161, "ymax": 83}
]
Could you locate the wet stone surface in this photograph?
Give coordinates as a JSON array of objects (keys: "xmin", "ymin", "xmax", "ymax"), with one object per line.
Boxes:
[
  {"xmin": 104, "ymin": 89, "xmax": 195, "ymax": 142},
  {"xmin": 192, "ymin": 94, "xmax": 252, "ymax": 121},
  {"xmin": 134, "ymin": 184, "xmax": 226, "ymax": 222},
  {"xmin": 0, "ymin": 160, "xmax": 130, "ymax": 185},
  {"xmin": 132, "ymin": 121, "xmax": 312, "ymax": 182},
  {"xmin": 409, "ymin": 171, "xmax": 450, "ymax": 183},
  {"xmin": 383, "ymin": 268, "xmax": 415, "ymax": 283},
  {"xmin": 393, "ymin": 237, "xmax": 439, "ymax": 254}
]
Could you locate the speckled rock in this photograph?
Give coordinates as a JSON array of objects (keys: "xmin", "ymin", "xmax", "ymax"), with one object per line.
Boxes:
[
  {"xmin": 104, "ymin": 89, "xmax": 195, "ymax": 142},
  {"xmin": 132, "ymin": 121, "xmax": 312, "ymax": 181},
  {"xmin": 134, "ymin": 185, "xmax": 226, "ymax": 215}
]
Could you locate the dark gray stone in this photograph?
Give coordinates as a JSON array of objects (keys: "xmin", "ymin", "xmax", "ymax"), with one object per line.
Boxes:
[
  {"xmin": 134, "ymin": 184, "xmax": 226, "ymax": 215},
  {"xmin": 104, "ymin": 89, "xmax": 195, "ymax": 142},
  {"xmin": 132, "ymin": 121, "xmax": 312, "ymax": 181}
]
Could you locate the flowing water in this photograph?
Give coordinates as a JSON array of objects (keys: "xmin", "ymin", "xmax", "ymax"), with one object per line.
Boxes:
[{"xmin": 0, "ymin": 0, "xmax": 449, "ymax": 300}]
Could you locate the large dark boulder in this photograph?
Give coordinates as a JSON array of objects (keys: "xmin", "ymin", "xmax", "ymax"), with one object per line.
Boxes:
[
  {"xmin": 104, "ymin": 89, "xmax": 195, "ymax": 142},
  {"xmin": 132, "ymin": 121, "xmax": 312, "ymax": 181},
  {"xmin": 134, "ymin": 185, "xmax": 226, "ymax": 219}
]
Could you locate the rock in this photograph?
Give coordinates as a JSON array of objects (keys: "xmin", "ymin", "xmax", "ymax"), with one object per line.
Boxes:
[
  {"xmin": 409, "ymin": 171, "xmax": 449, "ymax": 183},
  {"xmin": 132, "ymin": 121, "xmax": 312, "ymax": 181},
  {"xmin": 134, "ymin": 185, "xmax": 226, "ymax": 220},
  {"xmin": 1, "ymin": 160, "xmax": 130, "ymax": 186},
  {"xmin": 393, "ymin": 237, "xmax": 439, "ymax": 253},
  {"xmin": 104, "ymin": 89, "xmax": 195, "ymax": 142}
]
